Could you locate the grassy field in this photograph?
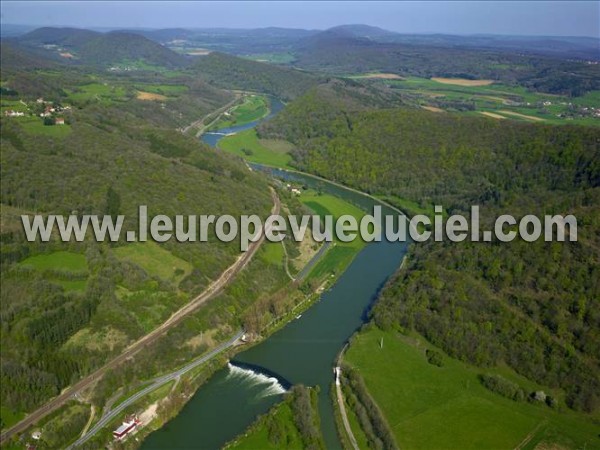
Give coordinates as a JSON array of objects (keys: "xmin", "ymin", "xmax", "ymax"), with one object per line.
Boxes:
[
  {"xmin": 358, "ymin": 76, "xmax": 600, "ymax": 126},
  {"xmin": 218, "ymin": 129, "xmax": 294, "ymax": 168},
  {"xmin": 113, "ymin": 242, "xmax": 192, "ymax": 285},
  {"xmin": 20, "ymin": 251, "xmax": 88, "ymax": 273},
  {"xmin": 260, "ymin": 241, "xmax": 285, "ymax": 267},
  {"xmin": 299, "ymin": 191, "xmax": 367, "ymax": 281},
  {"xmin": 212, "ymin": 95, "xmax": 270, "ymax": 129},
  {"xmin": 0, "ymin": 406, "xmax": 25, "ymax": 431},
  {"xmin": 227, "ymin": 399, "xmax": 304, "ymax": 450},
  {"xmin": 344, "ymin": 327, "xmax": 600, "ymax": 450},
  {"xmin": 18, "ymin": 116, "xmax": 72, "ymax": 137},
  {"xmin": 65, "ymin": 82, "xmax": 127, "ymax": 104}
]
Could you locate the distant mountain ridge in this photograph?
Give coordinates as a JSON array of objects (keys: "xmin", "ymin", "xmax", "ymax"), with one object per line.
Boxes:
[
  {"xmin": 13, "ymin": 27, "xmax": 188, "ymax": 67},
  {"xmin": 6, "ymin": 24, "xmax": 599, "ymax": 62}
]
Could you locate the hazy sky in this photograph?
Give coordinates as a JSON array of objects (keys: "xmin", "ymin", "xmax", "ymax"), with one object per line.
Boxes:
[{"xmin": 1, "ymin": 1, "xmax": 599, "ymax": 38}]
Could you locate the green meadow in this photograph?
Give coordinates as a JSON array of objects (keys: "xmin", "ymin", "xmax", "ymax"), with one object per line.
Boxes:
[
  {"xmin": 20, "ymin": 251, "xmax": 88, "ymax": 273},
  {"xmin": 218, "ymin": 128, "xmax": 294, "ymax": 168},
  {"xmin": 260, "ymin": 241, "xmax": 286, "ymax": 267},
  {"xmin": 213, "ymin": 95, "xmax": 269, "ymax": 129},
  {"xmin": 65, "ymin": 82, "xmax": 127, "ymax": 104},
  {"xmin": 113, "ymin": 242, "xmax": 192, "ymax": 285},
  {"xmin": 299, "ymin": 191, "xmax": 367, "ymax": 281},
  {"xmin": 344, "ymin": 327, "xmax": 600, "ymax": 450},
  {"xmin": 18, "ymin": 116, "xmax": 72, "ymax": 137}
]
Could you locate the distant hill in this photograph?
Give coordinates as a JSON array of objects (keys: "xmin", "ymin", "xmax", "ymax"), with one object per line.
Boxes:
[
  {"xmin": 0, "ymin": 43, "xmax": 57, "ymax": 71},
  {"xmin": 192, "ymin": 52, "xmax": 318, "ymax": 100},
  {"xmin": 79, "ymin": 31, "xmax": 187, "ymax": 67},
  {"xmin": 15, "ymin": 27, "xmax": 188, "ymax": 68},
  {"xmin": 18, "ymin": 27, "xmax": 101, "ymax": 48}
]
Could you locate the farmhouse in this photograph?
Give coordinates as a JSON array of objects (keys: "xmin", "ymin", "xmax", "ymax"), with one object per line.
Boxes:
[
  {"xmin": 55, "ymin": 118, "xmax": 65, "ymax": 125},
  {"xmin": 4, "ymin": 110, "xmax": 25, "ymax": 117}
]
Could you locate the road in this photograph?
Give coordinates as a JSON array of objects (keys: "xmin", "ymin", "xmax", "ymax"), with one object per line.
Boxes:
[
  {"xmin": 0, "ymin": 190, "xmax": 280, "ymax": 444},
  {"xmin": 335, "ymin": 367, "xmax": 360, "ymax": 450},
  {"xmin": 68, "ymin": 331, "xmax": 243, "ymax": 448}
]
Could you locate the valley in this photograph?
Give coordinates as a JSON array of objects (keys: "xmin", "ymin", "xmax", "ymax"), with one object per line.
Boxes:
[{"xmin": 1, "ymin": 15, "xmax": 599, "ymax": 450}]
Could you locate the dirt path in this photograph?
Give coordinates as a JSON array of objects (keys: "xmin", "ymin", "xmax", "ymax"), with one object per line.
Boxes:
[
  {"xmin": 79, "ymin": 405, "xmax": 95, "ymax": 437},
  {"xmin": 0, "ymin": 190, "xmax": 280, "ymax": 444}
]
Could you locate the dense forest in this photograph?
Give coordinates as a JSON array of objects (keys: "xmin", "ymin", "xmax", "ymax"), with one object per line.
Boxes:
[
  {"xmin": 192, "ymin": 52, "xmax": 318, "ymax": 101},
  {"xmin": 259, "ymin": 83, "xmax": 600, "ymax": 412}
]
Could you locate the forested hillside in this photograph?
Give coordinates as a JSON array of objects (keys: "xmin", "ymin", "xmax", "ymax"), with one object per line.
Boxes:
[
  {"xmin": 0, "ymin": 51, "xmax": 273, "ymax": 418},
  {"xmin": 260, "ymin": 85, "xmax": 600, "ymax": 412},
  {"xmin": 192, "ymin": 52, "xmax": 318, "ymax": 100}
]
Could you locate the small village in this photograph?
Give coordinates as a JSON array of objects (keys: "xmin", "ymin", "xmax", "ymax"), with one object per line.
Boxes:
[{"xmin": 2, "ymin": 97, "xmax": 71, "ymax": 126}]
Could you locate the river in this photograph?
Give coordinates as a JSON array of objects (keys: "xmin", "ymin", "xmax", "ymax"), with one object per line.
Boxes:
[{"xmin": 141, "ymin": 97, "xmax": 408, "ymax": 449}]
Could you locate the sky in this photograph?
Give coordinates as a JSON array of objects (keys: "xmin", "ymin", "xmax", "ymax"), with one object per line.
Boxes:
[{"xmin": 1, "ymin": 1, "xmax": 599, "ymax": 38}]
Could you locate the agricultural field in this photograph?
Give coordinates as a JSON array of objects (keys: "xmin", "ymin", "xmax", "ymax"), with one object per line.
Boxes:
[
  {"xmin": 218, "ymin": 129, "xmax": 294, "ymax": 168},
  {"xmin": 211, "ymin": 95, "xmax": 270, "ymax": 129},
  {"xmin": 113, "ymin": 242, "xmax": 192, "ymax": 286},
  {"xmin": 137, "ymin": 84, "xmax": 188, "ymax": 96},
  {"xmin": 344, "ymin": 328, "xmax": 600, "ymax": 450},
  {"xmin": 356, "ymin": 76, "xmax": 600, "ymax": 126},
  {"xmin": 299, "ymin": 191, "xmax": 367, "ymax": 281}
]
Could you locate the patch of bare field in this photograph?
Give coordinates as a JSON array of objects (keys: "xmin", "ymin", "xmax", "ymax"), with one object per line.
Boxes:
[
  {"xmin": 136, "ymin": 91, "xmax": 168, "ymax": 101},
  {"xmin": 64, "ymin": 326, "xmax": 129, "ymax": 352},
  {"xmin": 186, "ymin": 49, "xmax": 211, "ymax": 56},
  {"xmin": 139, "ymin": 402, "xmax": 158, "ymax": 425},
  {"xmin": 421, "ymin": 105, "xmax": 444, "ymax": 113},
  {"xmin": 499, "ymin": 110, "xmax": 545, "ymax": 122},
  {"xmin": 184, "ymin": 329, "xmax": 216, "ymax": 349},
  {"xmin": 432, "ymin": 77, "xmax": 494, "ymax": 86},
  {"xmin": 291, "ymin": 229, "xmax": 320, "ymax": 272},
  {"xmin": 480, "ymin": 111, "xmax": 507, "ymax": 120}
]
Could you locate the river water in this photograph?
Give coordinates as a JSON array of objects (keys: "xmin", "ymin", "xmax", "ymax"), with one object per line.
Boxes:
[{"xmin": 141, "ymin": 98, "xmax": 408, "ymax": 449}]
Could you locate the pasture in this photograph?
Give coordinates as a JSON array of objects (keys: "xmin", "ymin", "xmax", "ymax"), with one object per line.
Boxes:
[
  {"xmin": 113, "ymin": 242, "xmax": 192, "ymax": 285},
  {"xmin": 344, "ymin": 328, "xmax": 600, "ymax": 450},
  {"xmin": 218, "ymin": 129, "xmax": 294, "ymax": 168}
]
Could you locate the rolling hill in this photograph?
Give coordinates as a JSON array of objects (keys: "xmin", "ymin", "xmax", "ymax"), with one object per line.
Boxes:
[
  {"xmin": 192, "ymin": 52, "xmax": 318, "ymax": 100},
  {"xmin": 14, "ymin": 27, "xmax": 188, "ymax": 68}
]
